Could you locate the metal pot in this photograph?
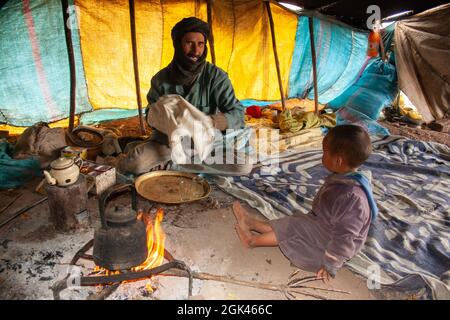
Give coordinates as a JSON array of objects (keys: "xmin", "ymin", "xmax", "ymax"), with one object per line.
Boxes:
[
  {"xmin": 93, "ymin": 184, "xmax": 148, "ymax": 271},
  {"xmin": 43, "ymin": 157, "xmax": 83, "ymax": 187}
]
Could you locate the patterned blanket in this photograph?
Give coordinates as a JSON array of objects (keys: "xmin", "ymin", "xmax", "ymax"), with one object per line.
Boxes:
[{"xmin": 213, "ymin": 136, "xmax": 450, "ymax": 299}]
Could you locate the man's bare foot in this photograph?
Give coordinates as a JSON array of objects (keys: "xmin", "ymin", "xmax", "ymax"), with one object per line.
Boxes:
[
  {"xmin": 232, "ymin": 201, "xmax": 250, "ymax": 230},
  {"xmin": 235, "ymin": 223, "xmax": 253, "ymax": 248}
]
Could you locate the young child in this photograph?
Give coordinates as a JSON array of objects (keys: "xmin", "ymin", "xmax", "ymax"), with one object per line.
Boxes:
[{"xmin": 233, "ymin": 124, "xmax": 378, "ymax": 282}]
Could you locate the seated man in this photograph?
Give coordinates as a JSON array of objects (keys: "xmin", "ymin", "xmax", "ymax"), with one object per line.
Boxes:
[{"xmin": 119, "ymin": 17, "xmax": 252, "ymax": 176}]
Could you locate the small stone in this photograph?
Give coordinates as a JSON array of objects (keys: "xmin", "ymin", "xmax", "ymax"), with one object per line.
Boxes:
[{"xmin": 39, "ymin": 277, "xmax": 52, "ymax": 281}]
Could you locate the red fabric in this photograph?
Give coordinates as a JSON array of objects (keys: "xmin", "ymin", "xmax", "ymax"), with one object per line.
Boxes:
[{"xmin": 246, "ymin": 105, "xmax": 262, "ymax": 118}]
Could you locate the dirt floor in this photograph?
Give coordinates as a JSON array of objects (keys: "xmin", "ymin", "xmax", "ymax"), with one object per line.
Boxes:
[
  {"xmin": 379, "ymin": 119, "xmax": 450, "ymax": 147},
  {"xmin": 0, "ymin": 177, "xmax": 379, "ymax": 300}
]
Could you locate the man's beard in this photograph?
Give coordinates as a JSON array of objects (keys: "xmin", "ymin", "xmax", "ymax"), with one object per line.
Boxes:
[{"xmin": 168, "ymin": 44, "xmax": 208, "ymax": 86}]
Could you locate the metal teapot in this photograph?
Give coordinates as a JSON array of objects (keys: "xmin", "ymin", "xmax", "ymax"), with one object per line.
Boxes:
[
  {"xmin": 93, "ymin": 184, "xmax": 148, "ymax": 271},
  {"xmin": 43, "ymin": 157, "xmax": 83, "ymax": 187}
]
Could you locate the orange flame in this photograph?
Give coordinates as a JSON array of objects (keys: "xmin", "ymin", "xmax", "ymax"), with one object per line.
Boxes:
[
  {"xmin": 92, "ymin": 208, "xmax": 166, "ymax": 284},
  {"xmin": 132, "ymin": 208, "xmax": 166, "ymax": 271}
]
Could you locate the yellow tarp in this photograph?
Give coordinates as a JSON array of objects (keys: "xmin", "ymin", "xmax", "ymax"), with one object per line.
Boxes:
[
  {"xmin": 0, "ymin": 117, "xmax": 80, "ymax": 135},
  {"xmin": 1, "ymin": 1, "xmax": 297, "ymax": 134},
  {"xmin": 75, "ymin": 0, "xmax": 297, "ymax": 110}
]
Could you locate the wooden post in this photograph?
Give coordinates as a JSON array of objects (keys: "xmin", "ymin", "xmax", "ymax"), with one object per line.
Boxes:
[
  {"xmin": 45, "ymin": 175, "xmax": 89, "ymax": 232},
  {"xmin": 308, "ymin": 17, "xmax": 319, "ymax": 115},
  {"xmin": 206, "ymin": 0, "xmax": 216, "ymax": 65},
  {"xmin": 379, "ymin": 35, "xmax": 386, "ymax": 61},
  {"xmin": 129, "ymin": 0, "xmax": 146, "ymax": 135},
  {"xmin": 264, "ymin": 0, "xmax": 286, "ymax": 111},
  {"xmin": 61, "ymin": 0, "xmax": 77, "ymax": 133},
  {"xmin": 376, "ymin": 20, "xmax": 386, "ymax": 62}
]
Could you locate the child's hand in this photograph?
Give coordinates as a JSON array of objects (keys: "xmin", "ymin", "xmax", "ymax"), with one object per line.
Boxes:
[{"xmin": 316, "ymin": 267, "xmax": 332, "ymax": 283}]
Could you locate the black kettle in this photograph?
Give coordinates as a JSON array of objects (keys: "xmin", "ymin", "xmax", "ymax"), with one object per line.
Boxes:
[{"xmin": 93, "ymin": 184, "xmax": 148, "ymax": 271}]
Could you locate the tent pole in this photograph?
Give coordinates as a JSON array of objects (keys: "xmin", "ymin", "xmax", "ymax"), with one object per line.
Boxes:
[
  {"xmin": 308, "ymin": 17, "xmax": 319, "ymax": 115},
  {"xmin": 206, "ymin": 0, "xmax": 216, "ymax": 65},
  {"xmin": 129, "ymin": 0, "xmax": 146, "ymax": 135},
  {"xmin": 376, "ymin": 20, "xmax": 387, "ymax": 62},
  {"xmin": 264, "ymin": 0, "xmax": 286, "ymax": 111},
  {"xmin": 61, "ymin": 0, "xmax": 76, "ymax": 133}
]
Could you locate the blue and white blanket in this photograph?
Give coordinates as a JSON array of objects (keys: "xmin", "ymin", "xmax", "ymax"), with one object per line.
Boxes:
[{"xmin": 213, "ymin": 136, "xmax": 450, "ymax": 299}]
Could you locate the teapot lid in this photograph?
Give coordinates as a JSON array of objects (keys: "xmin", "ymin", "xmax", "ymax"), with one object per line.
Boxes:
[
  {"xmin": 51, "ymin": 157, "xmax": 74, "ymax": 170},
  {"xmin": 106, "ymin": 206, "xmax": 137, "ymax": 224}
]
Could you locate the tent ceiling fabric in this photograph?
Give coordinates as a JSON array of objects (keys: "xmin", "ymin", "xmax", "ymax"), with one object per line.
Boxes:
[
  {"xmin": 394, "ymin": 4, "xmax": 450, "ymax": 122},
  {"xmin": 76, "ymin": 0, "xmax": 297, "ymax": 111},
  {"xmin": 0, "ymin": 0, "xmax": 298, "ymax": 130},
  {"xmin": 277, "ymin": 0, "xmax": 450, "ymax": 29}
]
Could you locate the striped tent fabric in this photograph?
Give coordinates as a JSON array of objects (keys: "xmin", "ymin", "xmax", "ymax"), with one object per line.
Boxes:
[{"xmin": 0, "ymin": 0, "xmax": 92, "ymax": 127}]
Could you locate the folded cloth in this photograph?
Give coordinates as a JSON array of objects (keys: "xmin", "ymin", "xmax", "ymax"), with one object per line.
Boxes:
[
  {"xmin": 279, "ymin": 110, "xmax": 336, "ymax": 133},
  {"xmin": 147, "ymin": 94, "xmax": 216, "ymax": 162}
]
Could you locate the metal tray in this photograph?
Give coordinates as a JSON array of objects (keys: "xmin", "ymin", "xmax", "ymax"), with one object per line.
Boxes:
[{"xmin": 134, "ymin": 171, "xmax": 211, "ymax": 204}]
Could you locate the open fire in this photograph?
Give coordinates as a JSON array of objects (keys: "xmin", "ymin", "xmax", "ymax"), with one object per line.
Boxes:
[
  {"xmin": 93, "ymin": 208, "xmax": 166, "ymax": 289},
  {"xmin": 133, "ymin": 208, "xmax": 166, "ymax": 271},
  {"xmin": 51, "ymin": 204, "xmax": 193, "ymax": 300}
]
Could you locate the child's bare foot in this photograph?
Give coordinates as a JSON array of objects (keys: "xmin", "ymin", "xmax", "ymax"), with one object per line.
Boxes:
[
  {"xmin": 235, "ymin": 223, "xmax": 253, "ymax": 248},
  {"xmin": 232, "ymin": 201, "xmax": 250, "ymax": 229}
]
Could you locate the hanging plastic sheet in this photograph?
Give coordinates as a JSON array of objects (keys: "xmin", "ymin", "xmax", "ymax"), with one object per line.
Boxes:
[
  {"xmin": 287, "ymin": 14, "xmax": 397, "ymax": 136},
  {"xmin": 329, "ymin": 58, "xmax": 397, "ymax": 136},
  {"xmin": 335, "ymin": 106, "xmax": 390, "ymax": 136},
  {"xmin": 382, "ymin": 22, "xmax": 395, "ymax": 52},
  {"xmin": 0, "ymin": 0, "xmax": 92, "ymax": 127},
  {"xmin": 395, "ymin": 4, "xmax": 450, "ymax": 122},
  {"xmin": 80, "ymin": 109, "xmax": 141, "ymax": 125},
  {"xmin": 76, "ymin": 0, "xmax": 297, "ymax": 112},
  {"xmin": 288, "ymin": 16, "xmax": 369, "ymax": 103},
  {"xmin": 1, "ymin": 1, "xmax": 297, "ymax": 129},
  {"xmin": 329, "ymin": 59, "xmax": 397, "ymax": 117}
]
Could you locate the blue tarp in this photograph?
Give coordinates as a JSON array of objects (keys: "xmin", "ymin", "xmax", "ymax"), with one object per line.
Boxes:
[
  {"xmin": 80, "ymin": 108, "xmax": 141, "ymax": 125},
  {"xmin": 0, "ymin": 0, "xmax": 92, "ymax": 127},
  {"xmin": 331, "ymin": 58, "xmax": 397, "ymax": 135},
  {"xmin": 288, "ymin": 16, "xmax": 369, "ymax": 103},
  {"xmin": 329, "ymin": 59, "xmax": 397, "ymax": 119},
  {"xmin": 288, "ymin": 17, "xmax": 397, "ymax": 136},
  {"xmin": 0, "ymin": 141, "xmax": 41, "ymax": 189}
]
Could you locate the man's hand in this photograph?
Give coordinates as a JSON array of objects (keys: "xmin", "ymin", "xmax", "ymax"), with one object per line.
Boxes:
[
  {"xmin": 210, "ymin": 113, "xmax": 228, "ymax": 131},
  {"xmin": 316, "ymin": 267, "xmax": 333, "ymax": 284}
]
